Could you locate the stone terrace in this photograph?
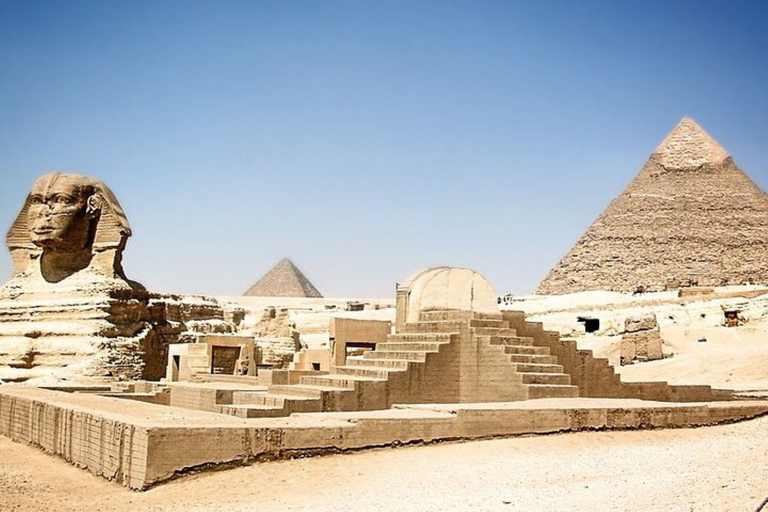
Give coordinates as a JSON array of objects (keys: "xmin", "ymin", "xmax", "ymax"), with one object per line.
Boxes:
[
  {"xmin": 167, "ymin": 309, "xmax": 733, "ymax": 419},
  {"xmin": 2, "ymin": 385, "xmax": 766, "ymax": 490}
]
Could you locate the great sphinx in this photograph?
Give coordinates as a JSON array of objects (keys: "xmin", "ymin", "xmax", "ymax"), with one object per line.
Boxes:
[
  {"xmin": 0, "ymin": 173, "xmax": 262, "ymax": 385},
  {"xmin": 0, "ymin": 173, "xmax": 159, "ymax": 384}
]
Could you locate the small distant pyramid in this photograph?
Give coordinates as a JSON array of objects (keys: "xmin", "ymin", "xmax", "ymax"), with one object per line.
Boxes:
[
  {"xmin": 536, "ymin": 118, "xmax": 768, "ymax": 294},
  {"xmin": 244, "ymin": 258, "xmax": 323, "ymax": 298}
]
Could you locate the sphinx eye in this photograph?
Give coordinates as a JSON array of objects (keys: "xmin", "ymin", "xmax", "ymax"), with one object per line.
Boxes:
[
  {"xmin": 54, "ymin": 195, "xmax": 74, "ymax": 205},
  {"xmin": 28, "ymin": 195, "xmax": 44, "ymax": 205}
]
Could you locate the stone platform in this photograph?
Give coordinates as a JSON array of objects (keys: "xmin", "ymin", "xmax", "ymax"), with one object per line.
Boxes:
[{"xmin": 1, "ymin": 386, "xmax": 766, "ymax": 490}]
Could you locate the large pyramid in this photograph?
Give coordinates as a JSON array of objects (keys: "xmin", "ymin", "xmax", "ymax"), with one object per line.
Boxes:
[
  {"xmin": 536, "ymin": 118, "xmax": 768, "ymax": 294},
  {"xmin": 244, "ymin": 258, "xmax": 323, "ymax": 297}
]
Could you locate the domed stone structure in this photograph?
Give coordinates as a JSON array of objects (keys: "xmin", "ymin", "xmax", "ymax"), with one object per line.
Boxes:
[{"xmin": 395, "ymin": 266, "xmax": 498, "ymax": 329}]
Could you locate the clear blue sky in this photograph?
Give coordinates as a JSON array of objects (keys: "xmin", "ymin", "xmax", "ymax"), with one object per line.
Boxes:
[{"xmin": 1, "ymin": 0, "xmax": 767, "ymax": 298}]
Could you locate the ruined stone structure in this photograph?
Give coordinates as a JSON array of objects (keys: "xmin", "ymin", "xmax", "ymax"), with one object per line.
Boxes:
[
  {"xmin": 168, "ymin": 267, "xmax": 731, "ymax": 419},
  {"xmin": 537, "ymin": 118, "xmax": 768, "ymax": 294},
  {"xmin": 0, "ymin": 173, "xmax": 240, "ymax": 383},
  {"xmin": 244, "ymin": 258, "xmax": 323, "ymax": 297},
  {"xmin": 0, "ymin": 265, "xmax": 761, "ymax": 491},
  {"xmin": 620, "ymin": 314, "xmax": 663, "ymax": 365},
  {"xmin": 396, "ymin": 266, "xmax": 498, "ymax": 329}
]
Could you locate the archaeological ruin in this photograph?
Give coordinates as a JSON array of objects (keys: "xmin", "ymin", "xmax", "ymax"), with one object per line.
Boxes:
[
  {"xmin": 537, "ymin": 118, "xmax": 768, "ymax": 294},
  {"xmin": 0, "ymin": 152, "xmax": 767, "ymax": 491},
  {"xmin": 0, "ymin": 173, "xmax": 248, "ymax": 384}
]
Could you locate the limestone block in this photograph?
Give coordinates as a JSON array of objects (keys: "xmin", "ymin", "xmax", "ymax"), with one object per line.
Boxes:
[
  {"xmin": 678, "ymin": 287, "xmax": 715, "ymax": 298},
  {"xmin": 624, "ymin": 314, "xmax": 659, "ymax": 333},
  {"xmin": 620, "ymin": 336, "xmax": 637, "ymax": 364},
  {"xmin": 621, "ymin": 331, "xmax": 663, "ymax": 364},
  {"xmin": 645, "ymin": 331, "xmax": 663, "ymax": 360}
]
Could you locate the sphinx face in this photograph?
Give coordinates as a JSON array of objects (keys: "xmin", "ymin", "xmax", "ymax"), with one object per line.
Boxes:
[{"xmin": 26, "ymin": 175, "xmax": 96, "ymax": 253}]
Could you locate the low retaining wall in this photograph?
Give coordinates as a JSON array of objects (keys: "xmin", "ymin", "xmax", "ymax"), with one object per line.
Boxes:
[
  {"xmin": 1, "ymin": 386, "xmax": 766, "ymax": 490},
  {"xmin": 0, "ymin": 390, "xmax": 150, "ymax": 489}
]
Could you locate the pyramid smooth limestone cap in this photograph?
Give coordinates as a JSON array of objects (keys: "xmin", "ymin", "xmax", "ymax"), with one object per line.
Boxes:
[{"xmin": 653, "ymin": 117, "xmax": 729, "ymax": 169}]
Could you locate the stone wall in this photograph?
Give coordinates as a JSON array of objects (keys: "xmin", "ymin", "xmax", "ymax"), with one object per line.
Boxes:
[{"xmin": 2, "ymin": 386, "xmax": 765, "ymax": 490}]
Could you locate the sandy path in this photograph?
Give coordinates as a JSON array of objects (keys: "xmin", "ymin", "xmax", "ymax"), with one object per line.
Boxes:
[{"xmin": 2, "ymin": 416, "xmax": 767, "ymax": 512}]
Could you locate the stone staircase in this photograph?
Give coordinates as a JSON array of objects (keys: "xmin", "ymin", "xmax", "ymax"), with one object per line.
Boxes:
[
  {"xmin": 404, "ymin": 311, "xmax": 578, "ymax": 399},
  {"xmin": 219, "ymin": 310, "xmax": 578, "ymax": 418},
  {"xmin": 486, "ymin": 332, "xmax": 576, "ymax": 399}
]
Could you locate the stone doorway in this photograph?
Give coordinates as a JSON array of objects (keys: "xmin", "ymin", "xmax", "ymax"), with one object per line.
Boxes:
[
  {"xmin": 211, "ymin": 346, "xmax": 241, "ymax": 374},
  {"xmin": 171, "ymin": 355, "xmax": 181, "ymax": 382},
  {"xmin": 577, "ymin": 316, "xmax": 600, "ymax": 333}
]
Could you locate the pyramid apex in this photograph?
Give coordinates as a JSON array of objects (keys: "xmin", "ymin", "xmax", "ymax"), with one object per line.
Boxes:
[{"xmin": 653, "ymin": 117, "xmax": 729, "ymax": 169}]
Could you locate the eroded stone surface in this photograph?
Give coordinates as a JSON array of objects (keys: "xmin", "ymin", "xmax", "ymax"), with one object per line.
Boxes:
[
  {"xmin": 537, "ymin": 118, "xmax": 768, "ymax": 294},
  {"xmin": 654, "ymin": 117, "xmax": 729, "ymax": 170},
  {"xmin": 396, "ymin": 267, "xmax": 498, "ymax": 327},
  {"xmin": 0, "ymin": 173, "xmax": 242, "ymax": 384}
]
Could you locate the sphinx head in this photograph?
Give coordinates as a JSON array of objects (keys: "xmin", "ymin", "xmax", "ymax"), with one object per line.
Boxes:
[
  {"xmin": 27, "ymin": 174, "xmax": 101, "ymax": 253},
  {"xmin": 6, "ymin": 172, "xmax": 131, "ymax": 282}
]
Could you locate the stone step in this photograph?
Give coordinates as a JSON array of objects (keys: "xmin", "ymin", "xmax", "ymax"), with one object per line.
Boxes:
[
  {"xmin": 231, "ymin": 391, "xmax": 271, "ymax": 405},
  {"xmin": 194, "ymin": 374, "xmax": 261, "ymax": 386},
  {"xmin": 345, "ymin": 358, "xmax": 410, "ymax": 370},
  {"xmin": 219, "ymin": 404, "xmax": 286, "ymax": 418},
  {"xmin": 527, "ymin": 384, "xmax": 580, "ymax": 399},
  {"xmin": 268, "ymin": 384, "xmax": 341, "ymax": 398},
  {"xmin": 419, "ymin": 310, "xmax": 471, "ymax": 322},
  {"xmin": 513, "ymin": 362, "xmax": 564, "ymax": 373},
  {"xmin": 508, "ymin": 354, "xmax": 558, "ymax": 364},
  {"xmin": 248, "ymin": 394, "xmax": 323, "ymax": 414},
  {"xmin": 375, "ymin": 342, "xmax": 447, "ymax": 352},
  {"xmin": 402, "ymin": 321, "xmax": 465, "ymax": 333},
  {"xmin": 420, "ymin": 310, "xmax": 502, "ymax": 322},
  {"xmin": 334, "ymin": 366, "xmax": 404, "ymax": 379},
  {"xmin": 301, "ymin": 375, "xmax": 385, "ymax": 389},
  {"xmin": 387, "ymin": 332, "xmax": 454, "ymax": 343},
  {"xmin": 247, "ymin": 394, "xmax": 287, "ymax": 407},
  {"xmin": 468, "ymin": 319, "xmax": 510, "ymax": 329},
  {"xmin": 473, "ymin": 327, "xmax": 517, "ymax": 336},
  {"xmin": 363, "ymin": 351, "xmax": 427, "ymax": 362},
  {"xmin": 232, "ymin": 392, "xmax": 321, "ymax": 409},
  {"xmin": 503, "ymin": 345, "xmax": 551, "ymax": 356},
  {"xmin": 520, "ymin": 372, "xmax": 572, "ymax": 385},
  {"xmin": 489, "ymin": 335, "xmax": 533, "ymax": 346}
]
